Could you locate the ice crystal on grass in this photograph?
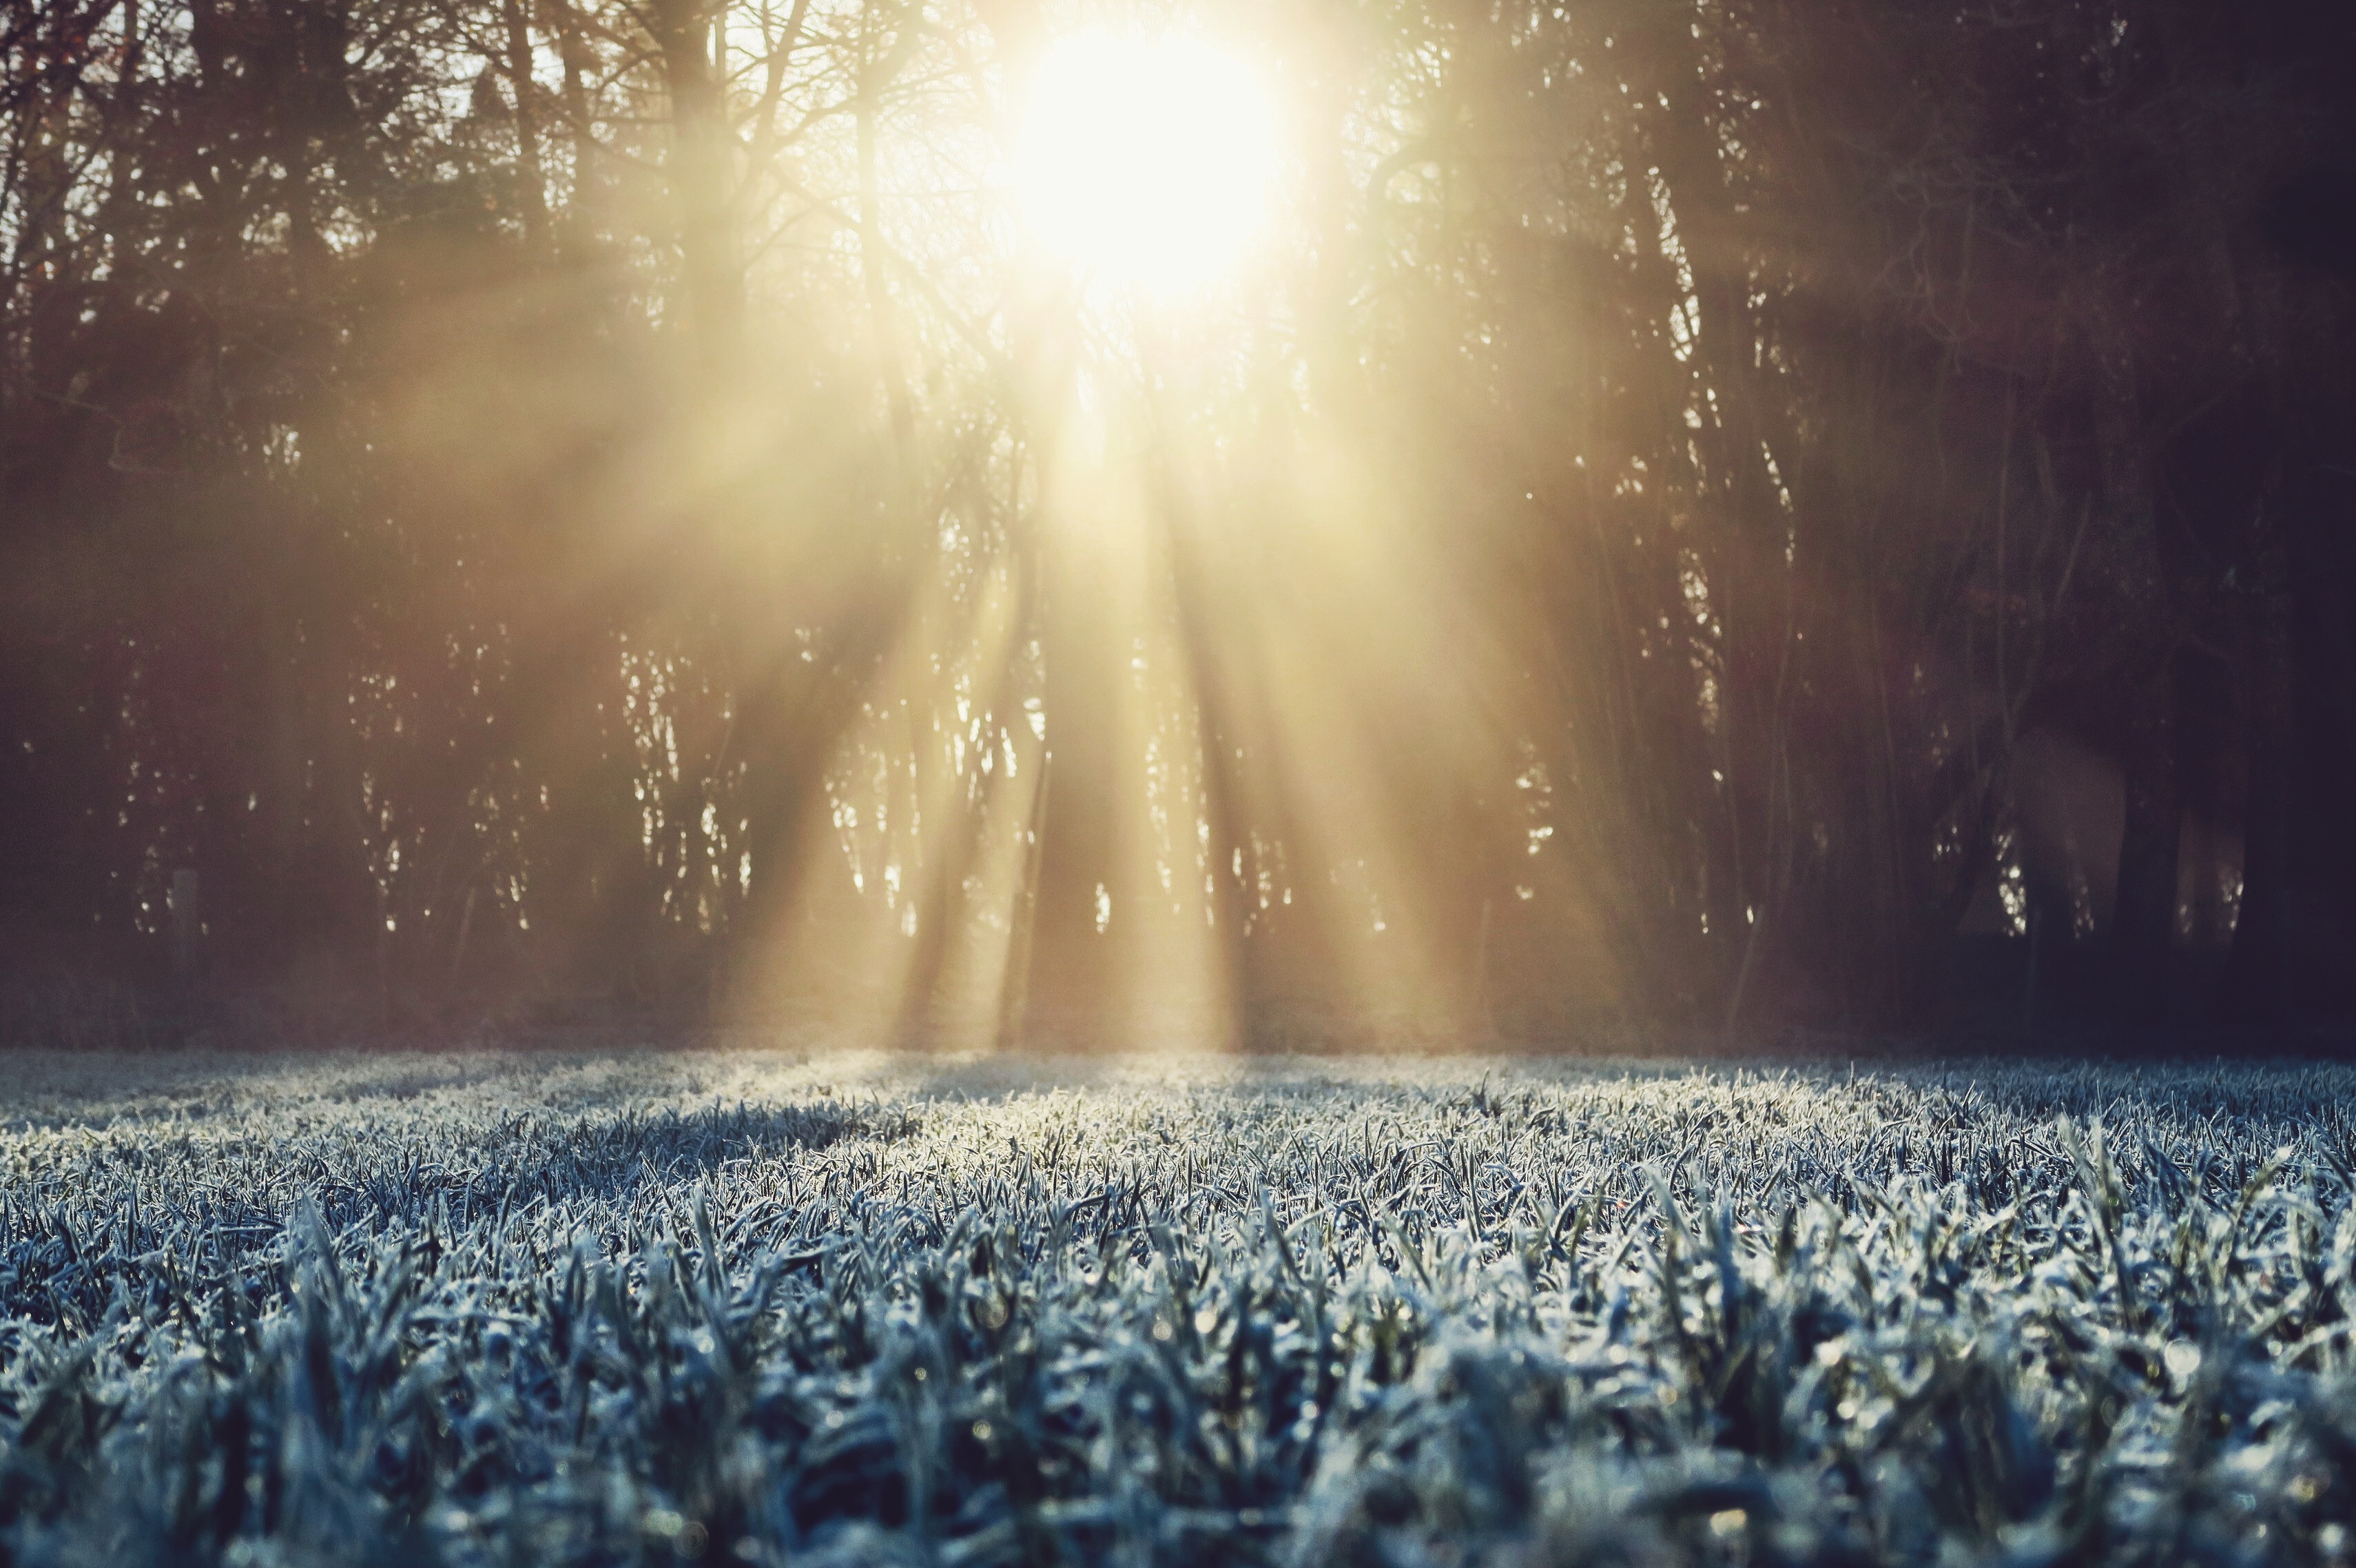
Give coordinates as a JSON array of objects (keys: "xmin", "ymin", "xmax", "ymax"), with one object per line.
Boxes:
[{"xmin": 0, "ymin": 1051, "xmax": 2350, "ymax": 1565}]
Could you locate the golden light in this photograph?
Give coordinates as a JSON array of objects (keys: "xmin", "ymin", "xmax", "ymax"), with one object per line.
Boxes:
[{"xmin": 1012, "ymin": 29, "xmax": 1281, "ymax": 294}]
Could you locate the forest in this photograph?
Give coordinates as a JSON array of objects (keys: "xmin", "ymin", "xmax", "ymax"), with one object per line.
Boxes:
[{"xmin": 4, "ymin": 0, "xmax": 2353, "ymax": 1047}]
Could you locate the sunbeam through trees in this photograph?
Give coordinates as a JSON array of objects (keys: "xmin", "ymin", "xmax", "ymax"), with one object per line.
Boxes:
[{"xmin": 3, "ymin": 0, "xmax": 2353, "ymax": 1046}]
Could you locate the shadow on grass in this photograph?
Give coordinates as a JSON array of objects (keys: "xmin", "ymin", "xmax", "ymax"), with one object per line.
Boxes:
[{"xmin": 260, "ymin": 1098, "xmax": 919, "ymax": 1243}]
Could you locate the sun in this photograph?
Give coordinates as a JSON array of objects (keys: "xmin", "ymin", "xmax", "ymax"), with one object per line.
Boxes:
[{"xmin": 1013, "ymin": 29, "xmax": 1281, "ymax": 296}]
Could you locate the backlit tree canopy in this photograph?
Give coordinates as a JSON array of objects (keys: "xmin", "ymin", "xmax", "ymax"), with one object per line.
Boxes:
[{"xmin": 3, "ymin": 0, "xmax": 2351, "ymax": 1043}]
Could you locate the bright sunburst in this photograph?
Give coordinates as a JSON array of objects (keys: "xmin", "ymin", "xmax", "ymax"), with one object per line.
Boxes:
[{"xmin": 1013, "ymin": 30, "xmax": 1281, "ymax": 295}]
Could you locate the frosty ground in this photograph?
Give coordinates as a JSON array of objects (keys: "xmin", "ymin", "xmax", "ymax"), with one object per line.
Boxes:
[{"xmin": 0, "ymin": 1047, "xmax": 2349, "ymax": 1565}]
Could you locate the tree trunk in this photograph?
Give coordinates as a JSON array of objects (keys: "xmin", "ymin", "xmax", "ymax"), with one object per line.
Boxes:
[
  {"xmin": 644, "ymin": 0, "xmax": 742, "ymax": 360},
  {"xmin": 2224, "ymin": 559, "xmax": 2295, "ymax": 1028},
  {"xmin": 500, "ymin": 0, "xmax": 552, "ymax": 253},
  {"xmin": 2109, "ymin": 665, "xmax": 2180, "ymax": 1023}
]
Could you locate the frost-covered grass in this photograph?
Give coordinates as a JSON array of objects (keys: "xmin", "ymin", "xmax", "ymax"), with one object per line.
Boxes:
[{"xmin": 0, "ymin": 1048, "xmax": 2351, "ymax": 1565}]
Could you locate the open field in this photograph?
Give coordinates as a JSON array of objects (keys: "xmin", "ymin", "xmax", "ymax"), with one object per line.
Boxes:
[{"xmin": 0, "ymin": 1049, "xmax": 2350, "ymax": 1565}]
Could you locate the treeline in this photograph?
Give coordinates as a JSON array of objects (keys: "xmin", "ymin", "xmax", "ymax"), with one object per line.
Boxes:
[{"xmin": 3, "ymin": 0, "xmax": 2350, "ymax": 1044}]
